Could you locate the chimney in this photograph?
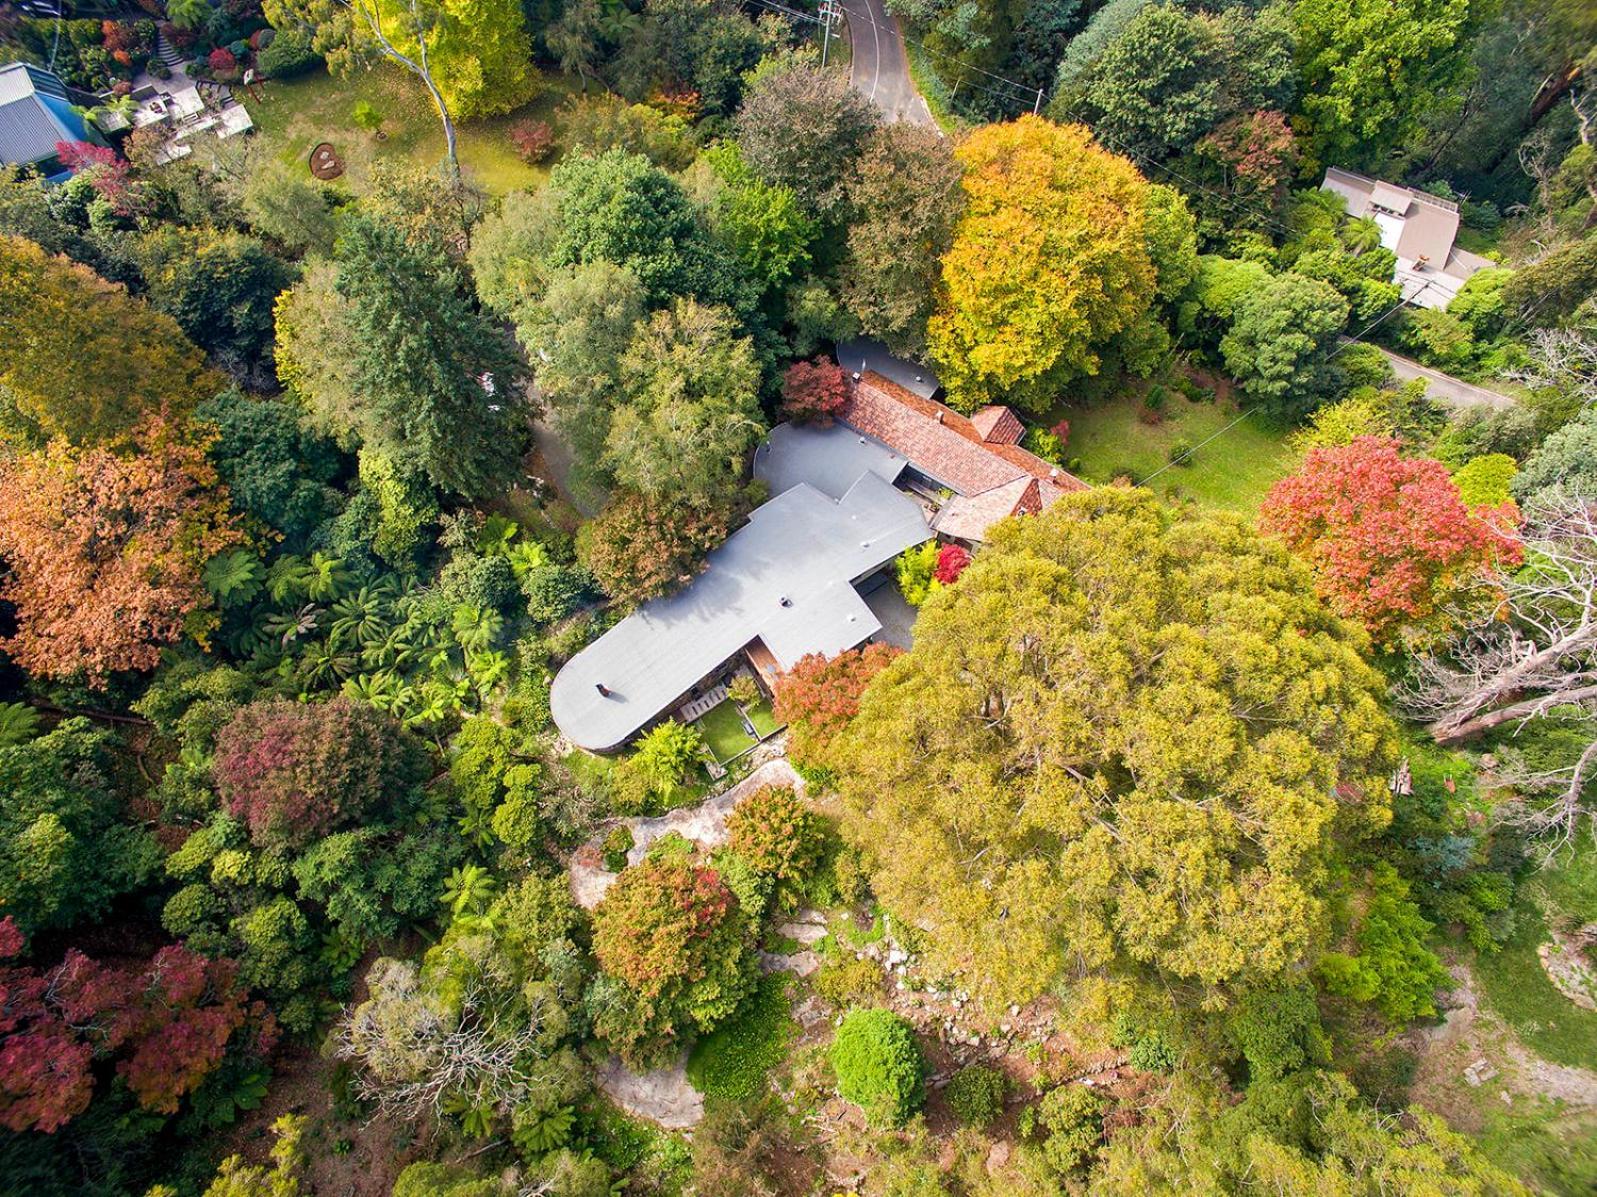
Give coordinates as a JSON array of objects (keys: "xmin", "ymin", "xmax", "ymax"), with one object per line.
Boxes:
[
  {"xmin": 936, "ymin": 412, "xmax": 945, "ymax": 424},
  {"xmin": 595, "ymin": 683, "xmax": 611, "ymax": 698}
]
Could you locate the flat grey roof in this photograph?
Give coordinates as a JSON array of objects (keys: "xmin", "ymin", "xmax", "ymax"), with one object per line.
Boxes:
[
  {"xmin": 753, "ymin": 420, "xmax": 906, "ymax": 501},
  {"xmin": 551, "ymin": 473, "xmax": 930, "ymax": 752},
  {"xmin": 835, "ymin": 337, "xmax": 941, "ymax": 399}
]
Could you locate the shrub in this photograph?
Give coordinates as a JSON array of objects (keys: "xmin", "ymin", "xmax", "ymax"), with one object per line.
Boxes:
[
  {"xmin": 258, "ymin": 27, "xmax": 319, "ymax": 78},
  {"xmin": 510, "ymin": 119, "xmax": 556, "ymax": 163},
  {"xmin": 1167, "ymin": 438, "xmax": 1194, "ymax": 466},
  {"xmin": 1035, "ymin": 1084, "xmax": 1104, "ymax": 1175},
  {"xmin": 208, "ymin": 47, "xmax": 236, "ymax": 73},
  {"xmin": 1452, "ymin": 453, "xmax": 1518, "ymax": 510},
  {"xmin": 895, "ymin": 541, "xmax": 939, "ymax": 606},
  {"xmin": 946, "ymin": 1064, "xmax": 1007, "ymax": 1127},
  {"xmin": 932, "ymin": 543, "xmax": 970, "ymax": 585},
  {"xmin": 830, "ymin": 1008, "xmax": 924, "ymax": 1127},
  {"xmin": 813, "ymin": 953, "xmax": 883, "ymax": 1008},
  {"xmin": 610, "ymin": 721, "xmax": 705, "ymax": 815},
  {"xmin": 602, "ymin": 826, "xmax": 634, "ymax": 872},
  {"xmin": 725, "ymin": 786, "xmax": 823, "ymax": 887},
  {"xmin": 685, "ymin": 974, "xmax": 795, "ymax": 1102},
  {"xmin": 522, "ymin": 564, "xmax": 590, "ymax": 626},
  {"xmin": 351, "ymin": 100, "xmax": 384, "ymax": 134},
  {"xmin": 726, "ymin": 673, "xmax": 760, "ymax": 707},
  {"xmin": 1023, "ymin": 426, "xmax": 1064, "ymax": 463}
]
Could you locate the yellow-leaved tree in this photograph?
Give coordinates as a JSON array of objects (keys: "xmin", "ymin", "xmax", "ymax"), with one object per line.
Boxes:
[
  {"xmin": 927, "ymin": 116, "xmax": 1156, "ymax": 414},
  {"xmin": 825, "ymin": 488, "xmax": 1399, "ymax": 1010}
]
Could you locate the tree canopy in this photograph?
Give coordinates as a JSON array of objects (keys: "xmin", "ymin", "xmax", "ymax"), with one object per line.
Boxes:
[
  {"xmin": 828, "ymin": 488, "xmax": 1398, "ymax": 1008},
  {"xmin": 927, "ymin": 116, "xmax": 1156, "ymax": 414}
]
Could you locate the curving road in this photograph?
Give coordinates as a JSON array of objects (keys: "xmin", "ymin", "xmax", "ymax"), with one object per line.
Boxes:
[{"xmin": 838, "ymin": 0, "xmax": 936, "ymax": 127}]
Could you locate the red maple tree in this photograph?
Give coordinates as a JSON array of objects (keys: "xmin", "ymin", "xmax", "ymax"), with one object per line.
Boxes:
[
  {"xmin": 1259, "ymin": 437, "xmax": 1522, "ymax": 646},
  {"xmin": 774, "ymin": 643, "xmax": 901, "ymax": 761},
  {"xmin": 780, "ymin": 358, "xmax": 850, "ymax": 426},
  {"xmin": 0, "ymin": 926, "xmax": 271, "ymax": 1132},
  {"xmin": 933, "ymin": 543, "xmax": 971, "ymax": 584},
  {"xmin": 0, "ymin": 416, "xmax": 241, "ymax": 685}
]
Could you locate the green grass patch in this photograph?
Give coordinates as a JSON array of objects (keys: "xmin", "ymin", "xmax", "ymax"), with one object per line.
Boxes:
[
  {"xmin": 1060, "ymin": 392, "xmax": 1295, "ymax": 514},
  {"xmin": 245, "ymin": 63, "xmax": 573, "ymax": 195},
  {"xmin": 903, "ymin": 43, "xmax": 960, "ymax": 134},
  {"xmin": 1473, "ymin": 888, "xmax": 1597, "ymax": 1070},
  {"xmin": 575, "ymin": 1095, "xmax": 691, "ymax": 1187},
  {"xmin": 1473, "ymin": 1101, "xmax": 1597, "ymax": 1197},
  {"xmin": 745, "ymin": 699, "xmax": 782, "ymax": 739},
  {"xmin": 686, "ymin": 974, "xmax": 797, "ymax": 1103},
  {"xmin": 695, "ymin": 700, "xmax": 756, "ymax": 763}
]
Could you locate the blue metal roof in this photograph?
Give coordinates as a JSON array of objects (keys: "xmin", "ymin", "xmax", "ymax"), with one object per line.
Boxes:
[{"xmin": 0, "ymin": 63, "xmax": 94, "ymax": 170}]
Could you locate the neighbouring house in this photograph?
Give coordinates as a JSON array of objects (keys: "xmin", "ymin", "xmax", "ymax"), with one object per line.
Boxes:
[
  {"xmin": 1320, "ymin": 166, "xmax": 1494, "ymax": 309},
  {"xmin": 551, "ymin": 360, "xmax": 1091, "ymax": 753},
  {"xmin": 0, "ymin": 63, "xmax": 106, "ymax": 181}
]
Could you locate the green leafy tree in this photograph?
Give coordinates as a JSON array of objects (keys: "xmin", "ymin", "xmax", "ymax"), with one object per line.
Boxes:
[
  {"xmin": 540, "ymin": 148, "xmax": 728, "ymax": 307},
  {"xmin": 132, "ymin": 226, "xmax": 295, "ymax": 373},
  {"xmin": 603, "ymin": 298, "xmax": 764, "ymax": 506},
  {"xmin": 197, "ymin": 390, "xmax": 343, "ymax": 546},
  {"xmin": 577, "ymin": 490, "xmax": 738, "ymax": 605},
  {"xmin": 696, "ymin": 142, "xmax": 817, "ymax": 295},
  {"xmin": 0, "ymin": 719, "xmax": 162, "ymax": 939},
  {"xmin": 1513, "ymin": 406, "xmax": 1597, "ymax": 506},
  {"xmin": 1220, "ymin": 271, "xmax": 1349, "ymax": 421},
  {"xmin": 734, "ymin": 61, "xmax": 879, "ymax": 223},
  {"xmin": 499, "ymin": 261, "xmax": 647, "ymax": 485},
  {"xmin": 1071, "ymin": 3, "xmax": 1220, "ymax": 159},
  {"xmin": 1317, "ymin": 863, "xmax": 1452, "ymax": 1022},
  {"xmin": 829, "ymin": 488, "xmax": 1398, "ymax": 1009},
  {"xmin": 1293, "ymin": 0, "xmax": 1483, "ymax": 169},
  {"xmin": 841, "ymin": 122, "xmax": 965, "ymax": 355}
]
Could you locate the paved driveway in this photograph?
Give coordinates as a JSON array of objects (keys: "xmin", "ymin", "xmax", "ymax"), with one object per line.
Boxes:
[
  {"xmin": 839, "ymin": 0, "xmax": 936, "ymax": 126},
  {"xmin": 1365, "ymin": 345, "xmax": 1516, "ymax": 411}
]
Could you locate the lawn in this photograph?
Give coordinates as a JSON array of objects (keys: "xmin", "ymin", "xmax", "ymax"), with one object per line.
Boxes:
[
  {"xmin": 1472, "ymin": 849, "xmax": 1597, "ymax": 1071},
  {"xmin": 1060, "ymin": 391, "xmax": 1296, "ymax": 514},
  {"xmin": 695, "ymin": 700, "xmax": 756, "ymax": 764},
  {"xmin": 746, "ymin": 698, "xmax": 782, "ymax": 738},
  {"xmin": 244, "ymin": 64, "xmax": 575, "ymax": 195}
]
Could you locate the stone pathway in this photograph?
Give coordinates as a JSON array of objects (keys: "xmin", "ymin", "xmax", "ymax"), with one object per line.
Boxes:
[{"xmin": 569, "ymin": 757, "xmax": 804, "ymax": 909}]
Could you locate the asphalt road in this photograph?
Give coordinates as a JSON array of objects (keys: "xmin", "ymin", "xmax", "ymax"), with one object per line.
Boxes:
[
  {"xmin": 838, "ymin": 0, "xmax": 936, "ymax": 127},
  {"xmin": 1366, "ymin": 344, "xmax": 1516, "ymax": 411}
]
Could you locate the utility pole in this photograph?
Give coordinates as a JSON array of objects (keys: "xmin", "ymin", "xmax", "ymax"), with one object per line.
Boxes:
[{"xmin": 820, "ymin": 0, "xmax": 840, "ymax": 70}]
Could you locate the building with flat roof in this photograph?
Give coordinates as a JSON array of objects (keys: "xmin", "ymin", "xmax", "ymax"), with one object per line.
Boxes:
[
  {"xmin": 550, "ymin": 471, "xmax": 930, "ymax": 752},
  {"xmin": 0, "ymin": 63, "xmax": 104, "ymax": 181},
  {"xmin": 1320, "ymin": 166, "xmax": 1495, "ymax": 309}
]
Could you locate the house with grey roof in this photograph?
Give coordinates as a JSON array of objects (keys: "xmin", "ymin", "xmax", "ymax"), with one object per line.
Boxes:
[
  {"xmin": 1320, "ymin": 166, "xmax": 1495, "ymax": 309},
  {"xmin": 550, "ymin": 357, "xmax": 1094, "ymax": 753},
  {"xmin": 0, "ymin": 63, "xmax": 104, "ymax": 181},
  {"xmin": 550, "ymin": 470, "xmax": 930, "ymax": 752}
]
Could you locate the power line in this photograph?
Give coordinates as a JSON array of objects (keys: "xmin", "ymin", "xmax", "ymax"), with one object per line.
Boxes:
[{"xmin": 1137, "ymin": 281, "xmax": 1439, "ymax": 486}]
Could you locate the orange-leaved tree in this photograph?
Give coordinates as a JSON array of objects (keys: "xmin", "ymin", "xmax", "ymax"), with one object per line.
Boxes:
[
  {"xmin": 0, "ymin": 416, "xmax": 242, "ymax": 683},
  {"xmin": 1260, "ymin": 436, "xmax": 1522, "ymax": 648},
  {"xmin": 927, "ymin": 115, "xmax": 1156, "ymax": 414}
]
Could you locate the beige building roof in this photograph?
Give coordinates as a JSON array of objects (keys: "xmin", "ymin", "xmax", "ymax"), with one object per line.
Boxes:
[{"xmin": 1319, "ymin": 166, "xmax": 1489, "ymax": 309}]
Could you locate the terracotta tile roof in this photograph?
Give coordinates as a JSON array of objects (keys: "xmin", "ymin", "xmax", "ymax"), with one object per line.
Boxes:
[
  {"xmin": 933, "ymin": 478, "xmax": 1034, "ymax": 541},
  {"xmin": 971, "ymin": 405, "xmax": 1024, "ymax": 444},
  {"xmin": 839, "ymin": 373, "xmax": 1088, "ymax": 498}
]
